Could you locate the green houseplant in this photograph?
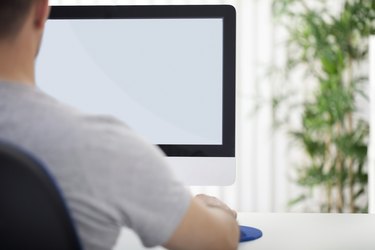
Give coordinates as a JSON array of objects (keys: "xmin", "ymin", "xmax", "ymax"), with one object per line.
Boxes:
[{"xmin": 272, "ymin": 0, "xmax": 375, "ymax": 213}]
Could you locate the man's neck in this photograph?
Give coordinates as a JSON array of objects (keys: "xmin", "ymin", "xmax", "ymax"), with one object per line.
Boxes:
[{"xmin": 0, "ymin": 39, "xmax": 35, "ymax": 86}]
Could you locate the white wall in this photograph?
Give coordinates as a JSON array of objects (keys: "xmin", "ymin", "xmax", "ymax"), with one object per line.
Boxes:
[{"xmin": 369, "ymin": 36, "xmax": 375, "ymax": 214}]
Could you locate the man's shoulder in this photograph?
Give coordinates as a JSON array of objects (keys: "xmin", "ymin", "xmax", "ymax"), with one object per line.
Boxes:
[{"xmin": 0, "ymin": 82, "xmax": 160, "ymax": 164}]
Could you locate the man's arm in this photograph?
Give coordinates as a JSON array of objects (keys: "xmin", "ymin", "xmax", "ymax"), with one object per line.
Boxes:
[{"xmin": 163, "ymin": 195, "xmax": 239, "ymax": 250}]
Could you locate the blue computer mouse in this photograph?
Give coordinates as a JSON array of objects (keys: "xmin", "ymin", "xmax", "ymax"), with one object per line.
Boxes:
[{"xmin": 239, "ymin": 225, "xmax": 263, "ymax": 242}]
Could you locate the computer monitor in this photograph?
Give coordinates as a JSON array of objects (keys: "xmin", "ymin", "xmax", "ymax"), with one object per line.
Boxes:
[{"xmin": 36, "ymin": 5, "xmax": 236, "ymax": 185}]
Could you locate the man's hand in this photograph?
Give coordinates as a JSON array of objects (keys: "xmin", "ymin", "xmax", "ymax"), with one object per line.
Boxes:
[
  {"xmin": 163, "ymin": 194, "xmax": 239, "ymax": 250},
  {"xmin": 195, "ymin": 194, "xmax": 237, "ymax": 219}
]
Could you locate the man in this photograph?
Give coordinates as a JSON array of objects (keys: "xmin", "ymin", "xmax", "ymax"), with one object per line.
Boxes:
[{"xmin": 0, "ymin": 0, "xmax": 239, "ymax": 249}]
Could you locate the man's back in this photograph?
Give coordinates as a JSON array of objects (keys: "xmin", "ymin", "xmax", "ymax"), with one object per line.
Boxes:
[{"xmin": 0, "ymin": 81, "xmax": 191, "ymax": 249}]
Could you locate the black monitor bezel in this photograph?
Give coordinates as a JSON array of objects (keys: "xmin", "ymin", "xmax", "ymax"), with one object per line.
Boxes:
[{"xmin": 49, "ymin": 5, "xmax": 236, "ymax": 157}]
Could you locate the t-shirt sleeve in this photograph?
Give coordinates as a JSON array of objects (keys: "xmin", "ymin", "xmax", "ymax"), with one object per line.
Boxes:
[{"xmin": 90, "ymin": 121, "xmax": 192, "ymax": 247}]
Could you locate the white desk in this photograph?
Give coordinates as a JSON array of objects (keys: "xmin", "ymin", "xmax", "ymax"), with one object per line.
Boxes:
[{"xmin": 113, "ymin": 213, "xmax": 375, "ymax": 249}]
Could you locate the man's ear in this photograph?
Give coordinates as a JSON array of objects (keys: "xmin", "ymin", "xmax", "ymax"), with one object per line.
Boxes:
[{"xmin": 33, "ymin": 0, "xmax": 50, "ymax": 30}]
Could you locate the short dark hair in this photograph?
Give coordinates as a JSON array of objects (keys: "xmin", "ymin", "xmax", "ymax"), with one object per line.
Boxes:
[{"xmin": 0, "ymin": 0, "xmax": 35, "ymax": 39}]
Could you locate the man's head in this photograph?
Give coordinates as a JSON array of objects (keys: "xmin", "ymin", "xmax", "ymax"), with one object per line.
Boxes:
[
  {"xmin": 0, "ymin": 0, "xmax": 49, "ymax": 85},
  {"xmin": 0, "ymin": 0, "xmax": 35, "ymax": 41}
]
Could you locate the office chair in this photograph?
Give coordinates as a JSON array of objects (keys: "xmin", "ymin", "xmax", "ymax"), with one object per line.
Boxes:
[{"xmin": 0, "ymin": 141, "xmax": 82, "ymax": 250}]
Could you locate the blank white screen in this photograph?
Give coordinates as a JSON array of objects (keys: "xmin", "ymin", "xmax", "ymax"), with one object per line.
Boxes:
[{"xmin": 36, "ymin": 19, "xmax": 223, "ymax": 145}]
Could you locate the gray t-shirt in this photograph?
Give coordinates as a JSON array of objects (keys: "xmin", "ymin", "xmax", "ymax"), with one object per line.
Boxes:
[{"xmin": 0, "ymin": 81, "xmax": 191, "ymax": 249}]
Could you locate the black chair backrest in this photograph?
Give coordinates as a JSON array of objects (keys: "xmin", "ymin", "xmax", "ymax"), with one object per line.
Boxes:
[{"xmin": 0, "ymin": 142, "xmax": 82, "ymax": 250}]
